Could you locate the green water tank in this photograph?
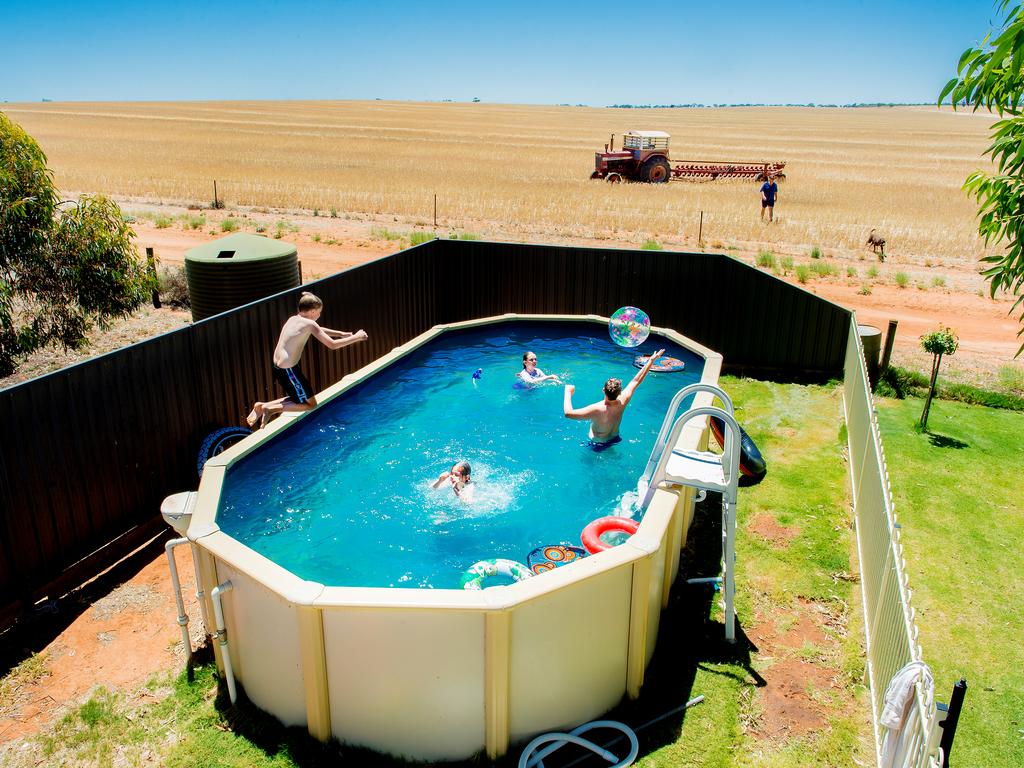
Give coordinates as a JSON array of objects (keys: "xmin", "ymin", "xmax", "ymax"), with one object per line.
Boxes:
[{"xmin": 184, "ymin": 233, "xmax": 299, "ymax": 321}]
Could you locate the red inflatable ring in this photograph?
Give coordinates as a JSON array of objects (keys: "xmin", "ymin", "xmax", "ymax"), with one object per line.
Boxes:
[{"xmin": 581, "ymin": 516, "xmax": 641, "ymax": 554}]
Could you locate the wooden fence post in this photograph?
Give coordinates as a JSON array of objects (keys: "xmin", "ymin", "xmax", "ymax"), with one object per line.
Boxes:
[
  {"xmin": 146, "ymin": 247, "xmax": 161, "ymax": 309},
  {"xmin": 880, "ymin": 320, "xmax": 898, "ymax": 372}
]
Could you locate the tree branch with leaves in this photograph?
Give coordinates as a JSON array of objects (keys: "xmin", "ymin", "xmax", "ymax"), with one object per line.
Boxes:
[
  {"xmin": 0, "ymin": 112, "xmax": 152, "ymax": 376},
  {"xmin": 940, "ymin": 0, "xmax": 1024, "ymax": 355}
]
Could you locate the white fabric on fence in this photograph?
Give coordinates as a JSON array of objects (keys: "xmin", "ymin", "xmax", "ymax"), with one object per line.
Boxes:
[{"xmin": 879, "ymin": 660, "xmax": 934, "ymax": 768}]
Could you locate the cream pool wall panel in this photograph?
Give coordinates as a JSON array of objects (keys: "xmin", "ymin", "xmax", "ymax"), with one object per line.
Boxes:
[
  {"xmin": 320, "ymin": 607, "xmax": 486, "ymax": 760},
  {"xmin": 643, "ymin": 539, "xmax": 668, "ymax": 666},
  {"xmin": 506, "ymin": 564, "xmax": 632, "ymax": 742},
  {"xmin": 215, "ymin": 562, "xmax": 308, "ymax": 727},
  {"xmin": 637, "ymin": 497, "xmax": 675, "ymax": 664}
]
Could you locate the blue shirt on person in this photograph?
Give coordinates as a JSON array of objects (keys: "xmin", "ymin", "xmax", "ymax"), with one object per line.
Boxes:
[{"xmin": 761, "ymin": 181, "xmax": 778, "ymax": 204}]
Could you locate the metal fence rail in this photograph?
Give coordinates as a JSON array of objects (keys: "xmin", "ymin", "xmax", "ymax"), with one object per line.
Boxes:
[
  {"xmin": 843, "ymin": 317, "xmax": 942, "ymax": 768},
  {"xmin": 0, "ymin": 240, "xmax": 849, "ymax": 629}
]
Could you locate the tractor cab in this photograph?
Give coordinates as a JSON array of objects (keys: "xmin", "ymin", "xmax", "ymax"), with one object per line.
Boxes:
[{"xmin": 622, "ymin": 130, "xmax": 671, "ymax": 158}]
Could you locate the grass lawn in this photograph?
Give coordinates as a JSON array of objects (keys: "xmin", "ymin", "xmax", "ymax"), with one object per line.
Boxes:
[
  {"xmin": 875, "ymin": 396, "xmax": 1024, "ymax": 768},
  {"xmin": 0, "ymin": 379, "xmax": 872, "ymax": 767}
]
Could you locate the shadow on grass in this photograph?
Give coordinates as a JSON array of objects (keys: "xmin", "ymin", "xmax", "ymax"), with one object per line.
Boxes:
[
  {"xmin": 211, "ymin": 494, "xmax": 760, "ymax": 767},
  {"xmin": 926, "ymin": 432, "xmax": 969, "ymax": 449},
  {"xmin": 0, "ymin": 532, "xmax": 175, "ymax": 678},
  {"xmin": 593, "ymin": 492, "xmax": 764, "ymax": 764}
]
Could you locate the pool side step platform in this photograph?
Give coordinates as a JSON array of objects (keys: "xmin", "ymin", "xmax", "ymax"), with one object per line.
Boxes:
[
  {"xmin": 161, "ymin": 491, "xmax": 198, "ymax": 536},
  {"xmin": 664, "ymin": 448, "xmax": 727, "ymax": 490}
]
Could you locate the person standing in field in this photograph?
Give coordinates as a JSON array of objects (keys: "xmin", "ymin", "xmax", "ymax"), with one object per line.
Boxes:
[
  {"xmin": 760, "ymin": 173, "xmax": 779, "ymax": 223},
  {"xmin": 246, "ymin": 292, "xmax": 367, "ymax": 428}
]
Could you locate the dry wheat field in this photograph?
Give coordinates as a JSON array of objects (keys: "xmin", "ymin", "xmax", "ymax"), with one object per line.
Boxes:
[{"xmin": 3, "ymin": 100, "xmax": 998, "ymax": 267}]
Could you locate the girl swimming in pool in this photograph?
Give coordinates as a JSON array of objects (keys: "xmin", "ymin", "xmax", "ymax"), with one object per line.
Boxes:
[
  {"xmin": 517, "ymin": 351, "xmax": 562, "ymax": 385},
  {"xmin": 431, "ymin": 461, "xmax": 475, "ymax": 502}
]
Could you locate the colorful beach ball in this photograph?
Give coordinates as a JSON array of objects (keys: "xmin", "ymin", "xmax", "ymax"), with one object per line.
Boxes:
[{"xmin": 608, "ymin": 306, "xmax": 651, "ymax": 348}]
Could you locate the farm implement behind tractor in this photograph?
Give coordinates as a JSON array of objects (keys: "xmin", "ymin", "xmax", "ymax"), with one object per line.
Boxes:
[{"xmin": 591, "ymin": 130, "xmax": 786, "ymax": 183}]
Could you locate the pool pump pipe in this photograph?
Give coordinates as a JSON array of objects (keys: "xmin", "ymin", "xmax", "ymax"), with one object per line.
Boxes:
[
  {"xmin": 190, "ymin": 544, "xmax": 212, "ymax": 637},
  {"xmin": 165, "ymin": 537, "xmax": 193, "ymax": 660},
  {"xmin": 211, "ymin": 581, "xmax": 237, "ymax": 704}
]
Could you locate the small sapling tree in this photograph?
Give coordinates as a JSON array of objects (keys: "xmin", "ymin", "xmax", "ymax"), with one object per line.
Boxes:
[
  {"xmin": 0, "ymin": 113, "xmax": 152, "ymax": 376},
  {"xmin": 919, "ymin": 327, "xmax": 959, "ymax": 430}
]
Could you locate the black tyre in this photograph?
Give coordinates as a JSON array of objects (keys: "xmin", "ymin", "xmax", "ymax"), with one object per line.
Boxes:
[
  {"xmin": 198, "ymin": 426, "xmax": 252, "ymax": 478},
  {"xmin": 590, "ymin": 170, "xmax": 603, "ymax": 180},
  {"xmin": 606, "ymin": 173, "xmax": 623, "ymax": 184},
  {"xmin": 640, "ymin": 157, "xmax": 671, "ymax": 183}
]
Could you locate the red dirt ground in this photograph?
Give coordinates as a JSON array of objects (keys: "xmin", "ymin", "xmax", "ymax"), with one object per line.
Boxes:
[
  {"xmin": 746, "ymin": 513, "xmax": 800, "ymax": 548},
  {"xmin": 0, "ymin": 544, "xmax": 204, "ymax": 743},
  {"xmin": 747, "ymin": 604, "xmax": 850, "ymax": 741}
]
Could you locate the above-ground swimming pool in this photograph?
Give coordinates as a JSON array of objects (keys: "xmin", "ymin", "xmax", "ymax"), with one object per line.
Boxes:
[
  {"xmin": 216, "ymin": 322, "xmax": 704, "ymax": 590},
  {"xmin": 188, "ymin": 315, "xmax": 722, "ymax": 761}
]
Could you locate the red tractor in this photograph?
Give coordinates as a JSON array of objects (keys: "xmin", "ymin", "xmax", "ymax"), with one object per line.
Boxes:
[
  {"xmin": 592, "ymin": 131, "xmax": 673, "ymax": 183},
  {"xmin": 591, "ymin": 130, "xmax": 786, "ymax": 183}
]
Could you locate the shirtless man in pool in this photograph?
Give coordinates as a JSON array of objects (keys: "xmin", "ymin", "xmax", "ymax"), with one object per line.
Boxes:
[
  {"xmin": 246, "ymin": 292, "xmax": 367, "ymax": 427},
  {"xmin": 562, "ymin": 350, "xmax": 664, "ymax": 446}
]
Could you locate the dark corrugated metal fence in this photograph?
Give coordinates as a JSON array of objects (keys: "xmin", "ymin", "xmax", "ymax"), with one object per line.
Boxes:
[{"xmin": 0, "ymin": 240, "xmax": 848, "ymax": 628}]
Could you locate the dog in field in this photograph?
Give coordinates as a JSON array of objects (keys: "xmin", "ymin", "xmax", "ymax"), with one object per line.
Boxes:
[{"xmin": 867, "ymin": 229, "xmax": 886, "ymax": 261}]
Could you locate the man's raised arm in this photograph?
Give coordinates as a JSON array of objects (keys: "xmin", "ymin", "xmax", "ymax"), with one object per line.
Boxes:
[{"xmin": 621, "ymin": 349, "xmax": 665, "ymax": 403}]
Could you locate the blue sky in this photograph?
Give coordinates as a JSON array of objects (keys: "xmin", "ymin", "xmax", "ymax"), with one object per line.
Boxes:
[{"xmin": 0, "ymin": 0, "xmax": 1004, "ymax": 104}]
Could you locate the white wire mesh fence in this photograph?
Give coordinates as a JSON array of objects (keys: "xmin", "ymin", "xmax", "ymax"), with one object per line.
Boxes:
[{"xmin": 843, "ymin": 319, "xmax": 943, "ymax": 768}]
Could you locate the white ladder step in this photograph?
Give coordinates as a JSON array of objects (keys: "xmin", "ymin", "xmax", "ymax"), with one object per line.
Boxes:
[{"xmin": 665, "ymin": 449, "xmax": 728, "ymax": 491}]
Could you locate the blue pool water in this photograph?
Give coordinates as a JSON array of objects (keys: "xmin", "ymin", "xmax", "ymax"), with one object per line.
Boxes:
[{"xmin": 217, "ymin": 322, "xmax": 704, "ymax": 588}]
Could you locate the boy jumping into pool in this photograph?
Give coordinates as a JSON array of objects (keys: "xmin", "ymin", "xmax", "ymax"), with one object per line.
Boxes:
[
  {"xmin": 246, "ymin": 292, "xmax": 368, "ymax": 428},
  {"xmin": 563, "ymin": 349, "xmax": 664, "ymax": 447}
]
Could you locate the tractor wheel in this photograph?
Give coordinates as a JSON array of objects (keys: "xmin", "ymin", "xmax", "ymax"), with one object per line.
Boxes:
[
  {"xmin": 640, "ymin": 157, "xmax": 671, "ymax": 183},
  {"xmin": 606, "ymin": 173, "xmax": 623, "ymax": 184},
  {"xmin": 590, "ymin": 171, "xmax": 603, "ymax": 180}
]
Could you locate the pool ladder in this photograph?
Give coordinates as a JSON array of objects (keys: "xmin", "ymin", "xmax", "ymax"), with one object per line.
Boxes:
[{"xmin": 639, "ymin": 383, "xmax": 742, "ymax": 643}]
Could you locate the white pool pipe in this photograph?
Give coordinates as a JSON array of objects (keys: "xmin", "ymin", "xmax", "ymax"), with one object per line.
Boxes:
[
  {"xmin": 165, "ymin": 537, "xmax": 192, "ymax": 660},
  {"xmin": 211, "ymin": 581, "xmax": 237, "ymax": 703},
  {"xmin": 189, "ymin": 543, "xmax": 212, "ymax": 636}
]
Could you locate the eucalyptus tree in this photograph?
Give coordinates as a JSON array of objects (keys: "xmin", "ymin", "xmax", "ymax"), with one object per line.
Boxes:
[
  {"xmin": 941, "ymin": 0, "xmax": 1024, "ymax": 355},
  {"xmin": 0, "ymin": 113, "xmax": 151, "ymax": 376}
]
